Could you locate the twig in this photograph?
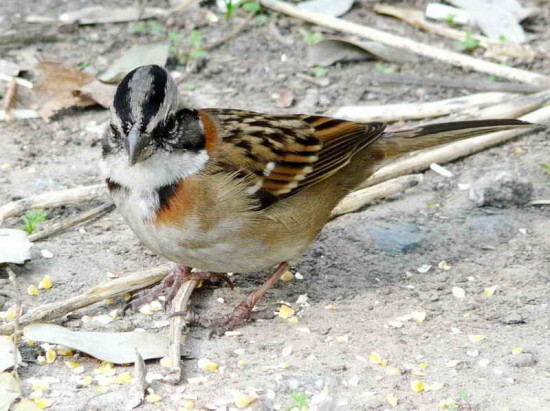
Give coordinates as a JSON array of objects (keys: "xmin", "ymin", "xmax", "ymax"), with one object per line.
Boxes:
[
  {"xmin": 0, "ymin": 73, "xmax": 33, "ymax": 89},
  {"xmin": 296, "ymin": 72, "xmax": 330, "ymax": 87},
  {"xmin": 164, "ymin": 280, "xmax": 199, "ymax": 384},
  {"xmin": 331, "ymin": 174, "xmax": 423, "ymax": 218},
  {"xmin": 0, "ymin": 184, "xmax": 108, "ymax": 223},
  {"xmin": 0, "ymin": 25, "xmax": 63, "ymax": 46},
  {"xmin": 203, "ymin": 13, "xmax": 255, "ymax": 52},
  {"xmin": 374, "ymin": 4, "xmax": 536, "ymax": 61},
  {"xmin": 364, "ymin": 72, "xmax": 547, "ymax": 94},
  {"xmin": 2, "ymin": 80, "xmax": 18, "ymax": 122},
  {"xmin": 333, "ymin": 92, "xmax": 515, "ymax": 122},
  {"xmin": 133, "ymin": 350, "xmax": 146, "ymax": 404},
  {"xmin": 0, "ymin": 264, "xmax": 172, "ymax": 335},
  {"xmin": 0, "ymin": 109, "xmax": 40, "ymax": 122},
  {"xmin": 28, "ymin": 202, "xmax": 114, "ymax": 242},
  {"xmin": 361, "ymin": 105, "xmax": 550, "ymax": 188},
  {"xmin": 6, "ymin": 266, "xmax": 21, "ymax": 380},
  {"xmin": 260, "ymin": 0, "xmax": 550, "ymax": 85},
  {"xmin": 529, "ymin": 200, "xmax": 550, "ymax": 206}
]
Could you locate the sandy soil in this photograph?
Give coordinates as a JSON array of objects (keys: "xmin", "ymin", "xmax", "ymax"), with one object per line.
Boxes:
[{"xmin": 1, "ymin": 1, "xmax": 550, "ymax": 410}]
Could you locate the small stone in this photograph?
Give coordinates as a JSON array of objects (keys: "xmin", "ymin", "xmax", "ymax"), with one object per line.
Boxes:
[
  {"xmin": 452, "ymin": 287, "xmax": 466, "ymax": 298},
  {"xmin": 499, "ymin": 313, "xmax": 525, "ymax": 325},
  {"xmin": 507, "ymin": 353, "xmax": 537, "ymax": 368},
  {"xmin": 477, "ymin": 358, "xmax": 490, "ymax": 367},
  {"xmin": 41, "ymin": 249, "xmax": 54, "ymax": 259}
]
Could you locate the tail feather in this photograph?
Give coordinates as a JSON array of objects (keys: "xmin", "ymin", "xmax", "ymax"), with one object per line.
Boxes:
[{"xmin": 379, "ymin": 119, "xmax": 538, "ymax": 157}]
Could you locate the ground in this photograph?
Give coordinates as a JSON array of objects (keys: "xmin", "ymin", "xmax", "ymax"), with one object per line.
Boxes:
[{"xmin": 1, "ymin": 0, "xmax": 550, "ymax": 410}]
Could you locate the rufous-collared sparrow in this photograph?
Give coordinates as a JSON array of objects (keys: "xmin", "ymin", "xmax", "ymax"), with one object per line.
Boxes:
[{"xmin": 100, "ymin": 65, "xmax": 534, "ymax": 331}]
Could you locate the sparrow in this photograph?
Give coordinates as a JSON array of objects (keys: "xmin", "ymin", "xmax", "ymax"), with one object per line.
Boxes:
[{"xmin": 101, "ymin": 64, "xmax": 534, "ymax": 331}]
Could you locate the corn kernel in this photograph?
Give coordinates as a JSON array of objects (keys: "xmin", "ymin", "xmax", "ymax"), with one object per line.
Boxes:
[
  {"xmin": 410, "ymin": 380, "xmax": 425, "ymax": 393},
  {"xmin": 278, "ymin": 305, "xmax": 295, "ymax": 319},
  {"xmin": 198, "ymin": 358, "xmax": 218, "ymax": 371},
  {"xmin": 483, "ymin": 286, "xmax": 497, "ymax": 297},
  {"xmin": 369, "ymin": 352, "xmax": 382, "ymax": 364},
  {"xmin": 281, "ymin": 271, "xmax": 294, "ymax": 282},
  {"xmin": 235, "ymin": 394, "xmax": 256, "ymax": 408},
  {"xmin": 238, "ymin": 360, "xmax": 248, "ymax": 368},
  {"xmin": 34, "ymin": 398, "xmax": 52, "ymax": 409},
  {"xmin": 39, "ymin": 275, "xmax": 53, "ymax": 290},
  {"xmin": 511, "ymin": 347, "xmax": 523, "ymax": 355},
  {"xmin": 180, "ymin": 400, "xmax": 195, "ymax": 409},
  {"xmin": 146, "ymin": 393, "xmax": 162, "ymax": 403},
  {"xmin": 287, "ymin": 316, "xmax": 298, "ymax": 324},
  {"xmin": 27, "ymin": 285, "xmax": 40, "ymax": 296},
  {"xmin": 469, "ymin": 334, "xmax": 486, "ymax": 343},
  {"xmin": 116, "ymin": 372, "xmax": 132, "ymax": 384},
  {"xmin": 46, "ymin": 350, "xmax": 56, "ymax": 364},
  {"xmin": 385, "ymin": 394, "xmax": 398, "ymax": 406},
  {"xmin": 419, "ymin": 362, "xmax": 429, "ymax": 369}
]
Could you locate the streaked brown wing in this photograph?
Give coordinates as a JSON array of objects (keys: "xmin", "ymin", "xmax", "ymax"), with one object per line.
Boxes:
[{"xmin": 201, "ymin": 109, "xmax": 386, "ymax": 208}]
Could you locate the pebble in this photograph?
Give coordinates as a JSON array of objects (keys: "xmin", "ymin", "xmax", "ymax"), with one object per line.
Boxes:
[{"xmin": 507, "ymin": 353, "xmax": 537, "ymax": 368}]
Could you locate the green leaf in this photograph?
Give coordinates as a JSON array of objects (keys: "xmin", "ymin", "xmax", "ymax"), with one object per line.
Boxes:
[
  {"xmin": 189, "ymin": 49, "xmax": 209, "ymax": 59},
  {"xmin": 168, "ymin": 31, "xmax": 183, "ymax": 45},
  {"xmin": 444, "ymin": 13, "xmax": 456, "ymax": 25},
  {"xmin": 22, "ymin": 209, "xmax": 47, "ymax": 234},
  {"xmin": 457, "ymin": 32, "xmax": 480, "ymax": 52},
  {"xmin": 290, "ymin": 392, "xmax": 309, "ymax": 407},
  {"xmin": 312, "ymin": 66, "xmax": 328, "ymax": 77},
  {"xmin": 182, "ymin": 82, "xmax": 198, "ymax": 91},
  {"xmin": 128, "ymin": 22, "xmax": 148, "ymax": 33},
  {"xmin": 255, "ymin": 13, "xmax": 269, "ymax": 26},
  {"xmin": 187, "ymin": 30, "xmax": 203, "ymax": 49},
  {"xmin": 459, "ymin": 390, "xmax": 469, "ymax": 401},
  {"xmin": 299, "ymin": 28, "xmax": 323, "ymax": 45},
  {"xmin": 243, "ymin": 2, "xmax": 261, "ymax": 13},
  {"xmin": 375, "ymin": 63, "xmax": 396, "ymax": 74}
]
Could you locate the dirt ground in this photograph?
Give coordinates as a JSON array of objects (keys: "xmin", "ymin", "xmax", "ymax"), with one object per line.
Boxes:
[{"xmin": 1, "ymin": 0, "xmax": 550, "ymax": 410}]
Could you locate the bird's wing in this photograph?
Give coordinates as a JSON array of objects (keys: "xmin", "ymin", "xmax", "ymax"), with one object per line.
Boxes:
[{"xmin": 199, "ymin": 108, "xmax": 386, "ymax": 209}]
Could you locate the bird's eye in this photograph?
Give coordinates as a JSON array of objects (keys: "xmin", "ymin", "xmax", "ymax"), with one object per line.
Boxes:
[{"xmin": 110, "ymin": 124, "xmax": 120, "ymax": 139}]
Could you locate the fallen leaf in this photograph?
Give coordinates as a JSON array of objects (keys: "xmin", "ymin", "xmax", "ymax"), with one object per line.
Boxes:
[
  {"xmin": 0, "ymin": 229, "xmax": 32, "ymax": 264},
  {"xmin": 23, "ymin": 323, "xmax": 171, "ymax": 364},
  {"xmin": 0, "ymin": 336, "xmax": 21, "ymax": 372},
  {"xmin": 296, "ymin": 0, "xmax": 354, "ymax": 17},
  {"xmin": 0, "ymin": 372, "xmax": 21, "ymax": 410},
  {"xmin": 98, "ymin": 43, "xmax": 170, "ymax": 83},
  {"xmin": 75, "ymin": 80, "xmax": 117, "ymax": 108},
  {"xmin": 38, "ymin": 276, "xmax": 53, "ymax": 290},
  {"xmin": 307, "ymin": 38, "xmax": 418, "ymax": 67},
  {"xmin": 278, "ymin": 305, "xmax": 295, "ymax": 319},
  {"xmin": 59, "ymin": 6, "xmax": 169, "ymax": 24},
  {"xmin": 410, "ymin": 380, "xmax": 425, "ymax": 393}
]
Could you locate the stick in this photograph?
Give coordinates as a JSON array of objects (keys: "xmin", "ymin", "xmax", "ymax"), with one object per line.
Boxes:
[
  {"xmin": 331, "ymin": 174, "xmax": 423, "ymax": 218},
  {"xmin": 0, "ymin": 264, "xmax": 172, "ymax": 335},
  {"xmin": 164, "ymin": 280, "xmax": 199, "ymax": 384},
  {"xmin": 28, "ymin": 202, "xmax": 114, "ymax": 242},
  {"xmin": 203, "ymin": 13, "xmax": 254, "ymax": 52},
  {"xmin": 260, "ymin": 0, "xmax": 550, "ymax": 85},
  {"xmin": 333, "ymin": 92, "xmax": 515, "ymax": 122},
  {"xmin": 0, "ymin": 109, "xmax": 40, "ymax": 122},
  {"xmin": 0, "ymin": 73, "xmax": 33, "ymax": 89},
  {"xmin": 6, "ymin": 266, "xmax": 22, "ymax": 381},
  {"xmin": 374, "ymin": 4, "xmax": 536, "ymax": 61},
  {"xmin": 364, "ymin": 72, "xmax": 547, "ymax": 95},
  {"xmin": 361, "ymin": 105, "xmax": 550, "ymax": 188},
  {"xmin": 529, "ymin": 200, "xmax": 550, "ymax": 206},
  {"xmin": 2, "ymin": 80, "xmax": 18, "ymax": 122},
  {"xmin": 0, "ymin": 184, "xmax": 108, "ymax": 222}
]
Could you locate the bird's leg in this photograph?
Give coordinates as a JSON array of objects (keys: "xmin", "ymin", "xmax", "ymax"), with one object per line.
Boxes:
[
  {"xmin": 125, "ymin": 264, "xmax": 233, "ymax": 312},
  {"xmin": 212, "ymin": 262, "xmax": 290, "ymax": 334}
]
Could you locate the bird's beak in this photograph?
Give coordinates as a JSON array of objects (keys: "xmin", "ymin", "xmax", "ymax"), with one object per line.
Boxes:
[{"xmin": 126, "ymin": 125, "xmax": 141, "ymax": 167}]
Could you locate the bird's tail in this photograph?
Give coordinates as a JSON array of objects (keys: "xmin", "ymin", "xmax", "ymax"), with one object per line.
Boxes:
[{"xmin": 377, "ymin": 119, "xmax": 538, "ymax": 157}]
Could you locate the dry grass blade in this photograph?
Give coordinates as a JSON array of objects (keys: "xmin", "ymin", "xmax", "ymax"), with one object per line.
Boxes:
[{"xmin": 260, "ymin": 0, "xmax": 550, "ymax": 85}]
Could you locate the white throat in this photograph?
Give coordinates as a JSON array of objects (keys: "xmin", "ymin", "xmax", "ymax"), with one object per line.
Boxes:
[{"xmin": 100, "ymin": 149, "xmax": 208, "ymax": 192}]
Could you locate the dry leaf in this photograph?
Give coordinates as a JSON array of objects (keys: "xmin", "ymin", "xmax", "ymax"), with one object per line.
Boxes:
[
  {"xmin": 98, "ymin": 43, "xmax": 169, "ymax": 83},
  {"xmin": 0, "ymin": 336, "xmax": 21, "ymax": 372},
  {"xmin": 0, "ymin": 372, "xmax": 21, "ymax": 411},
  {"xmin": 307, "ymin": 38, "xmax": 418, "ymax": 67},
  {"xmin": 0, "ymin": 229, "xmax": 32, "ymax": 264},
  {"xmin": 33, "ymin": 62, "xmax": 95, "ymax": 121},
  {"xmin": 23, "ymin": 323, "xmax": 171, "ymax": 364},
  {"xmin": 75, "ymin": 80, "xmax": 117, "ymax": 108}
]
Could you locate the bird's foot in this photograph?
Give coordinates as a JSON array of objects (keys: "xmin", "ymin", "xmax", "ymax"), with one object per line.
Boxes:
[
  {"xmin": 209, "ymin": 262, "xmax": 289, "ymax": 336},
  {"xmin": 125, "ymin": 264, "xmax": 233, "ymax": 312}
]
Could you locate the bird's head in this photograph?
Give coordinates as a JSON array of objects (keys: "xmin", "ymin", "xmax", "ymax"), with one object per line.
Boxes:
[{"xmin": 101, "ymin": 65, "xmax": 207, "ymax": 189}]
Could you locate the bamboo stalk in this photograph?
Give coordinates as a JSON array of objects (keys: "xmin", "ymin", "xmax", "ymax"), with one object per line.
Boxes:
[{"xmin": 260, "ymin": 0, "xmax": 550, "ymax": 85}]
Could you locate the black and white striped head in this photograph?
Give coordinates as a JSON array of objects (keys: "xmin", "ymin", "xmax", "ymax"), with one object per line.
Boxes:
[{"xmin": 101, "ymin": 65, "xmax": 208, "ymax": 190}]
